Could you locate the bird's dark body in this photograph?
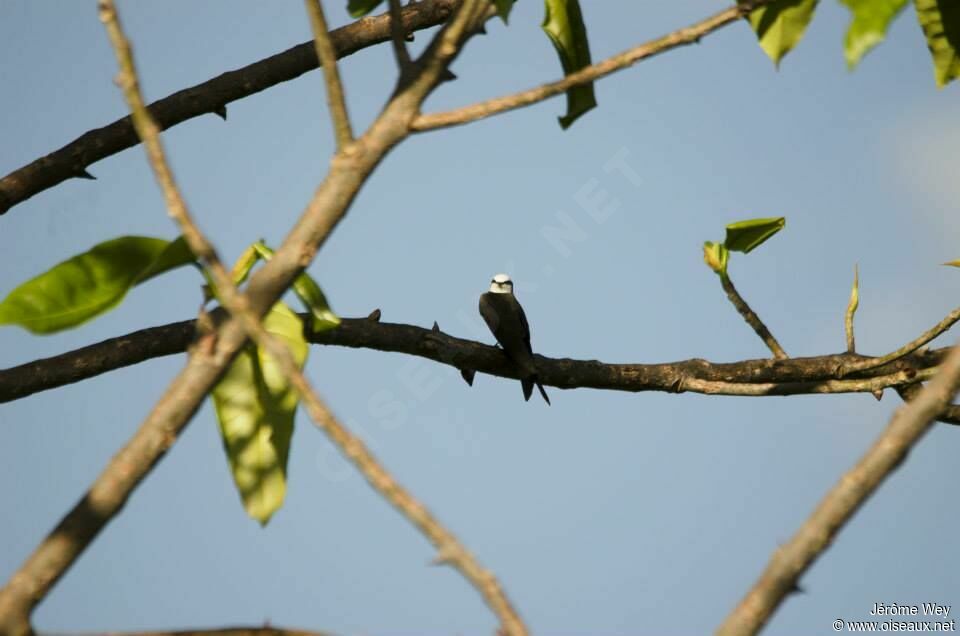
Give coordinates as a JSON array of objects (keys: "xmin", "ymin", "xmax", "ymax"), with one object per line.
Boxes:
[
  {"xmin": 479, "ymin": 292, "xmax": 537, "ymax": 375},
  {"xmin": 479, "ymin": 291, "xmax": 550, "ymax": 404}
]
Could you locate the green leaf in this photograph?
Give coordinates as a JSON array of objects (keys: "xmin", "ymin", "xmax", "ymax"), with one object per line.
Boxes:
[
  {"xmin": 839, "ymin": 0, "xmax": 908, "ymax": 69},
  {"xmin": 724, "ymin": 217, "xmax": 786, "ymax": 254},
  {"xmin": 914, "ymin": 0, "xmax": 960, "ymax": 87},
  {"xmin": 347, "ymin": 0, "xmax": 385, "ymax": 18},
  {"xmin": 211, "ymin": 302, "xmax": 309, "ymax": 525},
  {"xmin": 542, "ymin": 0, "xmax": 597, "ymax": 129},
  {"xmin": 231, "ymin": 243, "xmax": 261, "ymax": 287},
  {"xmin": 495, "ymin": 0, "xmax": 516, "ymax": 23},
  {"xmin": 0, "ymin": 235, "xmax": 196, "ymax": 334},
  {"xmin": 703, "ymin": 241, "xmax": 730, "ymax": 277},
  {"xmin": 740, "ymin": 0, "xmax": 819, "ymax": 67},
  {"xmin": 137, "ymin": 236, "xmax": 195, "ymax": 284},
  {"xmin": 251, "ymin": 242, "xmax": 340, "ymax": 333}
]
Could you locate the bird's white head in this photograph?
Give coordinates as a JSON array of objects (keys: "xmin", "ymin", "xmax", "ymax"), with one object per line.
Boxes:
[{"xmin": 489, "ymin": 273, "xmax": 513, "ymax": 294}]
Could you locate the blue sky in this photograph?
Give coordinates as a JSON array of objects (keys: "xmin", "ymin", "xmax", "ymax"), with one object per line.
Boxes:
[{"xmin": 1, "ymin": 1, "xmax": 958, "ymax": 634}]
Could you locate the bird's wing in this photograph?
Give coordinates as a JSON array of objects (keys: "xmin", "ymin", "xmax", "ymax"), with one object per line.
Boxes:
[
  {"xmin": 479, "ymin": 293, "xmax": 501, "ymax": 337},
  {"xmin": 515, "ymin": 297, "xmax": 534, "ymax": 355}
]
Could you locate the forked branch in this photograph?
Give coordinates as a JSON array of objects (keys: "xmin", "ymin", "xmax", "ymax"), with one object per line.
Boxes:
[{"xmin": 103, "ymin": 2, "xmax": 526, "ymax": 636}]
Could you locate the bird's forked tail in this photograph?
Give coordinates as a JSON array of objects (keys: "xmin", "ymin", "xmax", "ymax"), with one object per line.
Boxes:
[{"xmin": 521, "ymin": 376, "xmax": 551, "ymax": 405}]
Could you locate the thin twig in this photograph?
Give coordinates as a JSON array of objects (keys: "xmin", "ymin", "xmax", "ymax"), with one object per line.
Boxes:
[
  {"xmin": 410, "ymin": 0, "xmax": 772, "ymax": 132},
  {"xmin": 100, "ymin": 4, "xmax": 526, "ymax": 636},
  {"xmin": 102, "ymin": 0, "xmax": 288, "ymax": 383},
  {"xmin": 839, "ymin": 305, "xmax": 960, "ymax": 376},
  {"xmin": 845, "ymin": 264, "xmax": 859, "ymax": 353},
  {"xmin": 0, "ymin": 0, "xmax": 462, "ymax": 215},
  {"xmin": 716, "ymin": 338, "xmax": 960, "ymax": 636},
  {"xmin": 300, "ymin": 387, "xmax": 527, "ymax": 636},
  {"xmin": 720, "ymin": 274, "xmax": 788, "ymax": 359},
  {"xmin": 1, "ymin": 317, "xmax": 952, "ymax": 405},
  {"xmin": 304, "ymin": 0, "xmax": 354, "ymax": 148},
  {"xmin": 100, "ymin": 1, "xmax": 221, "ymax": 270}
]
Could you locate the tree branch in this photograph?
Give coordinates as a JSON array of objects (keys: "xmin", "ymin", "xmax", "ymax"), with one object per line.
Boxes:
[
  {"xmin": 0, "ymin": 0, "xmax": 462, "ymax": 215},
  {"xmin": 1, "ymin": 316, "xmax": 953, "ymax": 406},
  {"xmin": 717, "ymin": 337, "xmax": 960, "ymax": 636},
  {"xmin": 304, "ymin": 0, "xmax": 355, "ymax": 148},
  {"xmin": 410, "ymin": 1, "xmax": 769, "ymax": 132}
]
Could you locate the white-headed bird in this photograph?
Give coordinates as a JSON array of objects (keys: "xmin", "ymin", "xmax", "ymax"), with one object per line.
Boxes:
[{"xmin": 479, "ymin": 273, "xmax": 550, "ymax": 404}]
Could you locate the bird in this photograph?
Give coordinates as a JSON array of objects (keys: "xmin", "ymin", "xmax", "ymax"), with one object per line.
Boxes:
[{"xmin": 479, "ymin": 273, "xmax": 550, "ymax": 405}]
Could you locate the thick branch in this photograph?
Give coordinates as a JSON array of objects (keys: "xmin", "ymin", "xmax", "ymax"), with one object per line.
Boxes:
[
  {"xmin": 0, "ymin": 316, "xmax": 951, "ymax": 404},
  {"xmin": 0, "ymin": 0, "xmax": 461, "ymax": 215},
  {"xmin": 0, "ymin": 319, "xmax": 195, "ymax": 403},
  {"xmin": 0, "ymin": 336, "xmax": 229, "ymax": 636},
  {"xmin": 717, "ymin": 337, "xmax": 960, "ymax": 636}
]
